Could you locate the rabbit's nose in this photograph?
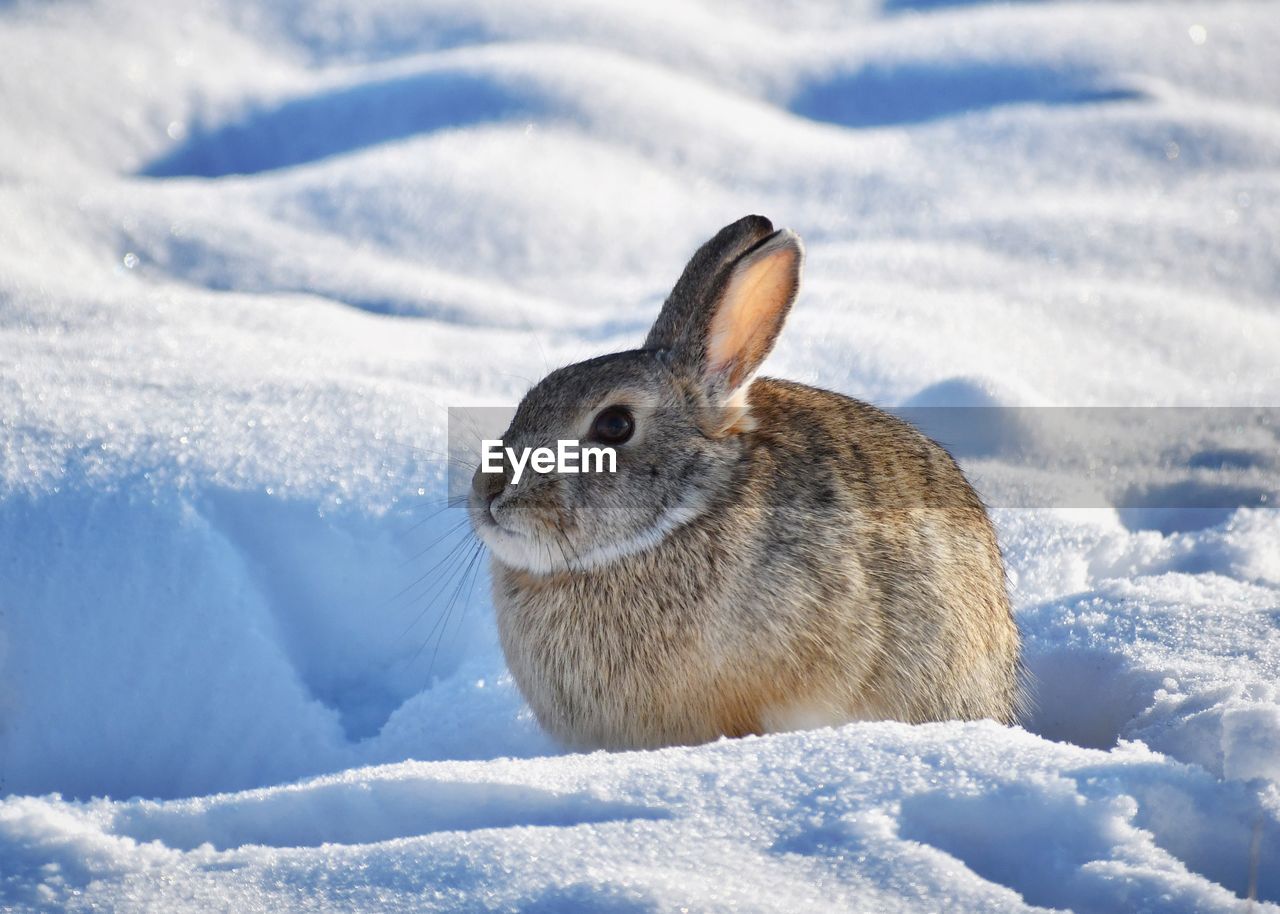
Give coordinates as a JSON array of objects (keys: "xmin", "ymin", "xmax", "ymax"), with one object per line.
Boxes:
[{"xmin": 474, "ymin": 463, "xmax": 508, "ymax": 508}]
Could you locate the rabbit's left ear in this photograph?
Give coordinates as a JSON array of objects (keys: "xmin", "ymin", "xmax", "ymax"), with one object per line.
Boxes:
[{"xmin": 697, "ymin": 229, "xmax": 803, "ymax": 414}]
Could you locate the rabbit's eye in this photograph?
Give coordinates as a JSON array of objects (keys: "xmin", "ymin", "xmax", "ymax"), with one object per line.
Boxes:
[{"xmin": 591, "ymin": 406, "xmax": 634, "ymax": 445}]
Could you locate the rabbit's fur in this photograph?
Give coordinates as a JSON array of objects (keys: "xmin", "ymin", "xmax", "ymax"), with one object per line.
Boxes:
[{"xmin": 469, "ymin": 215, "xmax": 1021, "ymax": 749}]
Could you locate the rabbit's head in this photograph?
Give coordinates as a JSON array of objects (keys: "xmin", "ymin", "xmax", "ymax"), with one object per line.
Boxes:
[{"xmin": 469, "ymin": 215, "xmax": 803, "ymax": 573}]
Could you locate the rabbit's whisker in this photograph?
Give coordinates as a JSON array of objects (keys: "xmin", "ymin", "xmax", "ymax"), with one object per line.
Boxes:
[
  {"xmin": 399, "ymin": 516, "xmax": 473, "ymax": 567},
  {"xmin": 385, "ymin": 523, "xmax": 476, "ymax": 611},
  {"xmin": 413, "ymin": 539, "xmax": 486, "ymax": 680},
  {"xmin": 397, "ymin": 533, "xmax": 481, "ymax": 648}
]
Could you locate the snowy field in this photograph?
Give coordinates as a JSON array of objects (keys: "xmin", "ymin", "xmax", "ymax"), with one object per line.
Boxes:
[{"xmin": 2, "ymin": 0, "xmax": 1279, "ymax": 910}]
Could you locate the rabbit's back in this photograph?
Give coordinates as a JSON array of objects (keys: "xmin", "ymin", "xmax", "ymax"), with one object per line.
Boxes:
[{"xmin": 744, "ymin": 378, "xmax": 1021, "ymax": 727}]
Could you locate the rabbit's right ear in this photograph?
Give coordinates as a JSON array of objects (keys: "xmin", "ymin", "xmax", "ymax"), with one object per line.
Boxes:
[
  {"xmin": 644, "ymin": 215, "xmax": 776, "ymax": 353},
  {"xmin": 646, "ymin": 216, "xmax": 803, "ymax": 433}
]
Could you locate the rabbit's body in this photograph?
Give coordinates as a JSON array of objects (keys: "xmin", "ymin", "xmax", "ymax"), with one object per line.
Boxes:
[
  {"xmin": 471, "ymin": 216, "xmax": 1021, "ymax": 750},
  {"xmin": 492, "ymin": 378, "xmax": 1019, "ymax": 749}
]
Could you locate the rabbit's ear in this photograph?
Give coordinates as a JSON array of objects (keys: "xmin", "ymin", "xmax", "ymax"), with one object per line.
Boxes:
[
  {"xmin": 698, "ymin": 229, "xmax": 803, "ymax": 412},
  {"xmin": 645, "ymin": 215, "xmax": 776, "ymax": 353}
]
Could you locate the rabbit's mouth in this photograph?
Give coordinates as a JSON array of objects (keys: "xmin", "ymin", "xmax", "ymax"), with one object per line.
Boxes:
[
  {"xmin": 467, "ymin": 485, "xmax": 561, "ymax": 574},
  {"xmin": 471, "ymin": 506, "xmax": 565, "ymax": 575},
  {"xmin": 470, "ymin": 484, "xmax": 710, "ymax": 576}
]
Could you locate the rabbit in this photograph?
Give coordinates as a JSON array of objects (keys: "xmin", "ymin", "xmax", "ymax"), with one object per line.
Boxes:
[{"xmin": 468, "ymin": 215, "xmax": 1022, "ymax": 750}]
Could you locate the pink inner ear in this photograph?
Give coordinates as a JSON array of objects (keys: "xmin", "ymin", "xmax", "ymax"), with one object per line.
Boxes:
[{"xmin": 706, "ymin": 244, "xmax": 799, "ymax": 394}]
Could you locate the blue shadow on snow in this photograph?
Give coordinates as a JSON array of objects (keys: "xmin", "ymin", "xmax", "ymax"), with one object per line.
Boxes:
[
  {"xmin": 144, "ymin": 69, "xmax": 540, "ymax": 178},
  {"xmin": 791, "ymin": 61, "xmax": 1142, "ymax": 129}
]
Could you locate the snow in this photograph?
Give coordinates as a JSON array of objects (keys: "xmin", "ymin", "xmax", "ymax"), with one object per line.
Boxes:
[{"xmin": 1, "ymin": 0, "xmax": 1278, "ymax": 910}]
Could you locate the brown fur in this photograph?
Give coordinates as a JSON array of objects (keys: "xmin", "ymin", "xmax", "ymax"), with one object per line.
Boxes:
[
  {"xmin": 471, "ymin": 216, "xmax": 1022, "ymax": 750},
  {"xmin": 492, "ymin": 380, "xmax": 1020, "ymax": 748}
]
